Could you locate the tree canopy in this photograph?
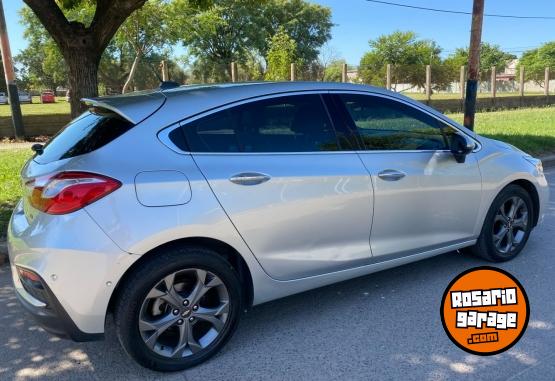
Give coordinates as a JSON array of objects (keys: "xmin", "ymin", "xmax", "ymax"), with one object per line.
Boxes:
[
  {"xmin": 358, "ymin": 31, "xmax": 446, "ymax": 90},
  {"xmin": 518, "ymin": 42, "xmax": 555, "ymax": 86}
]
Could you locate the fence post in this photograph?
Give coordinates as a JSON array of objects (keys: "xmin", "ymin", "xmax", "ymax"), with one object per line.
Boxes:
[
  {"xmin": 231, "ymin": 62, "xmax": 237, "ymax": 82},
  {"xmin": 519, "ymin": 66, "xmax": 525, "ymax": 97},
  {"xmin": 290, "ymin": 63, "xmax": 296, "ymax": 81},
  {"xmin": 386, "ymin": 64, "xmax": 391, "ymax": 90},
  {"xmin": 491, "ymin": 66, "xmax": 496, "ymax": 99},
  {"xmin": 341, "ymin": 63, "xmax": 348, "ymax": 83},
  {"xmin": 460, "ymin": 66, "xmax": 465, "ymax": 100},
  {"xmin": 425, "ymin": 65, "xmax": 431, "ymax": 102},
  {"xmin": 545, "ymin": 67, "xmax": 550, "ymax": 96}
]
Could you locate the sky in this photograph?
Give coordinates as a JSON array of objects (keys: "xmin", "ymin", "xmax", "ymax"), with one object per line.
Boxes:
[{"xmin": 4, "ymin": 0, "xmax": 555, "ymax": 64}]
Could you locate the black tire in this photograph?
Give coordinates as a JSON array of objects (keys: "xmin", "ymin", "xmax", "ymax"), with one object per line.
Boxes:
[
  {"xmin": 465, "ymin": 184, "xmax": 534, "ymax": 262},
  {"xmin": 114, "ymin": 245, "xmax": 242, "ymax": 372}
]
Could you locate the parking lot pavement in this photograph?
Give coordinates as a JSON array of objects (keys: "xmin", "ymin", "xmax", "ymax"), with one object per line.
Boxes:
[{"xmin": 0, "ymin": 169, "xmax": 554, "ymax": 381}]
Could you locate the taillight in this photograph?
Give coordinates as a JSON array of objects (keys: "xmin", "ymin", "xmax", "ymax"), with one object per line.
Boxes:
[{"xmin": 26, "ymin": 172, "xmax": 121, "ymax": 214}]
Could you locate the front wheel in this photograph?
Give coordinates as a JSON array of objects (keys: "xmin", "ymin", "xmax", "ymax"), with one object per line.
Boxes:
[
  {"xmin": 114, "ymin": 246, "xmax": 242, "ymax": 371},
  {"xmin": 466, "ymin": 184, "xmax": 534, "ymax": 262}
]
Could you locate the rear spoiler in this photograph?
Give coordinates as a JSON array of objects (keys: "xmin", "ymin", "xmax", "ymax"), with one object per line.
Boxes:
[{"xmin": 82, "ymin": 90, "xmax": 166, "ymax": 124}]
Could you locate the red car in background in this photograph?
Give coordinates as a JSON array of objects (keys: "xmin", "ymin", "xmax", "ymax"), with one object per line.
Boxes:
[{"xmin": 40, "ymin": 90, "xmax": 56, "ymax": 103}]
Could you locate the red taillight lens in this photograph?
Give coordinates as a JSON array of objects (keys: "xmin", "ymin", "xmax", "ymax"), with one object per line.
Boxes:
[{"xmin": 26, "ymin": 171, "xmax": 121, "ymax": 214}]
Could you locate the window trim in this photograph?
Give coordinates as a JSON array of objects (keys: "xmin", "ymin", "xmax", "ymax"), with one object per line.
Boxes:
[
  {"xmin": 328, "ymin": 90, "xmax": 481, "ymax": 153},
  {"xmin": 158, "ymin": 89, "xmax": 481, "ymax": 155},
  {"xmin": 158, "ymin": 91, "xmax": 346, "ymax": 155}
]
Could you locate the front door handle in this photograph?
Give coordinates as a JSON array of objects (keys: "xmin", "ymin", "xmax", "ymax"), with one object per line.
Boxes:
[
  {"xmin": 229, "ymin": 172, "xmax": 271, "ymax": 185},
  {"xmin": 378, "ymin": 169, "xmax": 406, "ymax": 181}
]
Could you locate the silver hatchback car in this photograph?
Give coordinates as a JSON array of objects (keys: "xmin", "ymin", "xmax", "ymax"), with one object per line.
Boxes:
[{"xmin": 8, "ymin": 82, "xmax": 548, "ymax": 371}]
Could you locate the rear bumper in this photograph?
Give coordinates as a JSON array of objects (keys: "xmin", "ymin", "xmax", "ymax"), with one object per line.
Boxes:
[
  {"xmin": 13, "ymin": 268, "xmax": 103, "ymax": 342},
  {"xmin": 8, "ymin": 199, "xmax": 140, "ymax": 337}
]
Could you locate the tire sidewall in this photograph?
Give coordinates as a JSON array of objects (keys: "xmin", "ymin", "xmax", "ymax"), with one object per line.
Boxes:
[{"xmin": 115, "ymin": 247, "xmax": 242, "ymax": 372}]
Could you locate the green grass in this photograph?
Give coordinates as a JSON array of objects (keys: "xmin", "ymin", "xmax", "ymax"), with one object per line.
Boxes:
[
  {"xmin": 408, "ymin": 92, "xmax": 545, "ymax": 100},
  {"xmin": 0, "ymin": 149, "xmax": 32, "ymax": 240},
  {"xmin": 0, "ymin": 106, "xmax": 554, "ymax": 239},
  {"xmin": 447, "ymin": 107, "xmax": 555, "ymax": 155},
  {"xmin": 0, "ymin": 96, "xmax": 70, "ymax": 117}
]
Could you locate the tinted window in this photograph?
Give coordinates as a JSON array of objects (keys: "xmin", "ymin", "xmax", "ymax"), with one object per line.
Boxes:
[
  {"xmin": 339, "ymin": 94, "xmax": 447, "ymax": 150},
  {"xmin": 35, "ymin": 110, "xmax": 134, "ymax": 164},
  {"xmin": 181, "ymin": 95, "xmax": 339, "ymax": 152}
]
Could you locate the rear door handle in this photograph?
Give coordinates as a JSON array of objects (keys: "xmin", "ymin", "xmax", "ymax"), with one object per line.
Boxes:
[
  {"xmin": 229, "ymin": 172, "xmax": 271, "ymax": 185},
  {"xmin": 378, "ymin": 169, "xmax": 406, "ymax": 181}
]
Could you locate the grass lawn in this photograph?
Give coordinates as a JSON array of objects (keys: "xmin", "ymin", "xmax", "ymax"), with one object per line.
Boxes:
[
  {"xmin": 408, "ymin": 92, "xmax": 545, "ymax": 100},
  {"xmin": 0, "ymin": 106, "xmax": 554, "ymax": 239},
  {"xmin": 0, "ymin": 96, "xmax": 70, "ymax": 117},
  {"xmin": 447, "ymin": 107, "xmax": 555, "ymax": 155},
  {"xmin": 0, "ymin": 149, "xmax": 31, "ymax": 240}
]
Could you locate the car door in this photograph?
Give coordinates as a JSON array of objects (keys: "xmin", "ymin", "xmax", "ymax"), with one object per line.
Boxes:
[
  {"xmin": 331, "ymin": 92, "xmax": 482, "ymax": 259},
  {"xmin": 181, "ymin": 93, "xmax": 374, "ymax": 281}
]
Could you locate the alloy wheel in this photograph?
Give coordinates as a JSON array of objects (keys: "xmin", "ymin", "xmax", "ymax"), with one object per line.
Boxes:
[
  {"xmin": 492, "ymin": 196, "xmax": 529, "ymax": 255},
  {"xmin": 138, "ymin": 268, "xmax": 230, "ymax": 358}
]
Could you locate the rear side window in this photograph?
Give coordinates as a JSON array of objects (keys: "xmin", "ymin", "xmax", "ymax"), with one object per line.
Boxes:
[
  {"xmin": 339, "ymin": 94, "xmax": 448, "ymax": 151},
  {"xmin": 179, "ymin": 94, "xmax": 340, "ymax": 152},
  {"xmin": 35, "ymin": 110, "xmax": 134, "ymax": 164}
]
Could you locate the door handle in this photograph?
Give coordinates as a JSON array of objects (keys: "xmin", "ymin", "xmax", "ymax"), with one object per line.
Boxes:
[
  {"xmin": 229, "ymin": 172, "xmax": 271, "ymax": 185},
  {"xmin": 378, "ymin": 169, "xmax": 406, "ymax": 181}
]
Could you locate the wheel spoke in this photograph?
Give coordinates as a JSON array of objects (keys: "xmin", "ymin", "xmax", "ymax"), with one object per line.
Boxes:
[
  {"xmin": 513, "ymin": 211, "xmax": 528, "ymax": 229},
  {"xmin": 493, "ymin": 226, "xmax": 508, "ymax": 245},
  {"xmin": 139, "ymin": 313, "xmax": 177, "ymax": 349},
  {"xmin": 186, "ymin": 270, "xmax": 213, "ymax": 305},
  {"xmin": 504, "ymin": 229, "xmax": 515, "ymax": 252},
  {"xmin": 193, "ymin": 302, "xmax": 229, "ymax": 332},
  {"xmin": 171, "ymin": 322, "xmax": 190, "ymax": 358},
  {"xmin": 187, "ymin": 322, "xmax": 203, "ymax": 353}
]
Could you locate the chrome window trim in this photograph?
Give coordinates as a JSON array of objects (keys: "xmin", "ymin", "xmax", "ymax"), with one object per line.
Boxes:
[{"xmin": 158, "ymin": 89, "xmax": 481, "ymax": 155}]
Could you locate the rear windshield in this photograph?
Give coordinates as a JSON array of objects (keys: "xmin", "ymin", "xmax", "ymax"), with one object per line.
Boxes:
[{"xmin": 35, "ymin": 110, "xmax": 134, "ymax": 164}]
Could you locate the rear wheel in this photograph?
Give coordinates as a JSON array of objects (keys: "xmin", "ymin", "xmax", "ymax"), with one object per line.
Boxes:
[
  {"xmin": 114, "ymin": 246, "xmax": 242, "ymax": 371},
  {"xmin": 466, "ymin": 184, "xmax": 534, "ymax": 262}
]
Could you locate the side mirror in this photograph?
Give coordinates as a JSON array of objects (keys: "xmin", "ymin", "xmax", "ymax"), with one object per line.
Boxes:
[{"xmin": 449, "ymin": 133, "xmax": 475, "ymax": 163}]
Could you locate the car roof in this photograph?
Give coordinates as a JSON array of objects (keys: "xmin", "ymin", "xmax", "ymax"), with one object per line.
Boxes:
[{"xmin": 82, "ymin": 81, "xmax": 430, "ymax": 125}]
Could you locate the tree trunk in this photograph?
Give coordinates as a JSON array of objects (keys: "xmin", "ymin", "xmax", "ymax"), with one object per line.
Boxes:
[
  {"xmin": 65, "ymin": 50, "xmax": 100, "ymax": 118},
  {"xmin": 122, "ymin": 53, "xmax": 141, "ymax": 94}
]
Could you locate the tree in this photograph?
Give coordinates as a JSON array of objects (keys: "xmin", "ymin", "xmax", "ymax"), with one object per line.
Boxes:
[
  {"xmin": 16, "ymin": 7, "xmax": 69, "ymax": 92},
  {"xmin": 518, "ymin": 42, "xmax": 555, "ymax": 87},
  {"xmin": 322, "ymin": 59, "xmax": 345, "ymax": 82},
  {"xmin": 359, "ymin": 31, "xmax": 443, "ymax": 90},
  {"xmin": 117, "ymin": 0, "xmax": 174, "ymax": 93},
  {"xmin": 173, "ymin": 0, "xmax": 332, "ymax": 81},
  {"xmin": 23, "ymin": 0, "xmax": 148, "ymax": 116},
  {"xmin": 445, "ymin": 43, "xmax": 516, "ymax": 82},
  {"xmin": 265, "ymin": 28, "xmax": 298, "ymax": 81}
]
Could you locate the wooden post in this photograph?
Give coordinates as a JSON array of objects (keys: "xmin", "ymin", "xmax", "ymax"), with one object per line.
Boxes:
[
  {"xmin": 0, "ymin": 0, "xmax": 24, "ymax": 139},
  {"xmin": 290, "ymin": 63, "xmax": 296, "ymax": 81},
  {"xmin": 386, "ymin": 64, "xmax": 391, "ymax": 90},
  {"xmin": 545, "ymin": 67, "xmax": 550, "ymax": 96},
  {"xmin": 160, "ymin": 60, "xmax": 169, "ymax": 81},
  {"xmin": 425, "ymin": 65, "xmax": 431, "ymax": 102},
  {"xmin": 491, "ymin": 66, "xmax": 496, "ymax": 98},
  {"xmin": 463, "ymin": 0, "xmax": 485, "ymax": 131},
  {"xmin": 341, "ymin": 63, "xmax": 348, "ymax": 83},
  {"xmin": 231, "ymin": 62, "xmax": 237, "ymax": 83},
  {"xmin": 460, "ymin": 66, "xmax": 465, "ymax": 100},
  {"xmin": 519, "ymin": 66, "xmax": 525, "ymax": 97}
]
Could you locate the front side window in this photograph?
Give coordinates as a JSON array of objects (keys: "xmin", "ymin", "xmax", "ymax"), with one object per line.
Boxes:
[
  {"xmin": 180, "ymin": 94, "xmax": 339, "ymax": 153},
  {"xmin": 339, "ymin": 94, "xmax": 448, "ymax": 151}
]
